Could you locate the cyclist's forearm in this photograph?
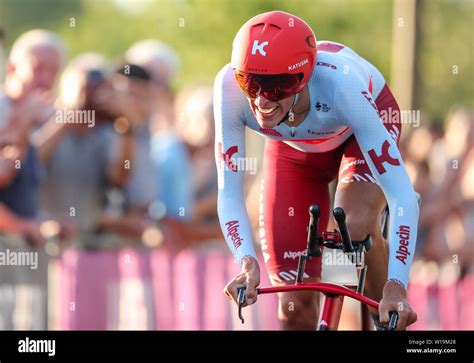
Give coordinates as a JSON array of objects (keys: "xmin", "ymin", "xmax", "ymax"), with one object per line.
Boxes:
[
  {"xmin": 386, "ymin": 190, "xmax": 419, "ymax": 288},
  {"xmin": 217, "ymin": 193, "xmax": 258, "ymax": 263}
]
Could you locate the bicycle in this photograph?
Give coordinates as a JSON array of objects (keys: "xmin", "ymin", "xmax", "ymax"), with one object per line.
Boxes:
[{"xmin": 236, "ymin": 204, "xmax": 399, "ymax": 331}]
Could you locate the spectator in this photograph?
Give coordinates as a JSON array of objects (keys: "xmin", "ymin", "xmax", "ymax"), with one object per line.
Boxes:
[
  {"xmin": 125, "ymin": 39, "xmax": 179, "ymax": 129},
  {"xmin": 403, "ymin": 106, "xmax": 473, "ymax": 272},
  {"xmin": 33, "ymin": 53, "xmax": 145, "ymax": 247},
  {"xmin": 100, "ymin": 61, "xmax": 165, "ymax": 246},
  {"xmin": 432, "ymin": 107, "xmax": 474, "ymax": 273},
  {"xmin": 113, "ymin": 63, "xmax": 156, "ymax": 214},
  {"xmin": 125, "ymin": 40, "xmax": 221, "ymax": 248},
  {"xmin": 175, "ymin": 85, "xmax": 217, "ymax": 222},
  {"xmin": 0, "ymin": 29, "xmax": 65, "ymax": 247},
  {"xmin": 125, "ymin": 40, "xmax": 191, "ymax": 220}
]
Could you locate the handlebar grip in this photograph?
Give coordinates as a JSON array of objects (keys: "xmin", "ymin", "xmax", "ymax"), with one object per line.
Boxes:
[
  {"xmin": 307, "ymin": 205, "xmax": 321, "ymax": 257},
  {"xmin": 309, "ymin": 204, "xmax": 320, "ymax": 218},
  {"xmin": 388, "ymin": 311, "xmax": 398, "ymax": 331},
  {"xmin": 333, "ymin": 207, "xmax": 354, "ymax": 252},
  {"xmin": 237, "ymin": 287, "xmax": 246, "ymax": 324}
]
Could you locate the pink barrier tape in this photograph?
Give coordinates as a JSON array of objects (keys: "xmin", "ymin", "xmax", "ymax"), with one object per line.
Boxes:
[
  {"xmin": 54, "ymin": 248, "xmax": 469, "ymax": 330},
  {"xmin": 254, "ymin": 259, "xmax": 280, "ymax": 330},
  {"xmin": 438, "ymin": 281, "xmax": 459, "ymax": 330},
  {"xmin": 459, "ymin": 274, "xmax": 474, "ymax": 330},
  {"xmin": 60, "ymin": 250, "xmax": 120, "ymax": 330},
  {"xmin": 203, "ymin": 251, "xmax": 231, "ymax": 330},
  {"xmin": 57, "ymin": 248, "xmax": 243, "ymax": 330},
  {"xmin": 117, "ymin": 249, "xmax": 155, "ymax": 330},
  {"xmin": 150, "ymin": 249, "xmax": 175, "ymax": 329},
  {"xmin": 58, "ymin": 249, "xmax": 79, "ymax": 330},
  {"xmin": 407, "ymin": 281, "xmax": 430, "ymax": 330},
  {"xmin": 76, "ymin": 250, "xmax": 120, "ymax": 330},
  {"xmin": 427, "ymin": 285, "xmax": 441, "ymax": 329},
  {"xmin": 173, "ymin": 250, "xmax": 202, "ymax": 330}
]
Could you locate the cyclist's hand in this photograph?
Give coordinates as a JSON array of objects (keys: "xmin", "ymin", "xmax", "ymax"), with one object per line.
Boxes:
[
  {"xmin": 379, "ymin": 280, "xmax": 417, "ymax": 330},
  {"xmin": 223, "ymin": 256, "xmax": 260, "ymax": 307}
]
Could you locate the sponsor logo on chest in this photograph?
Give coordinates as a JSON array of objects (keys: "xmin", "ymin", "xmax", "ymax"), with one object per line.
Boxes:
[{"xmin": 315, "ymin": 102, "xmax": 331, "ymax": 112}]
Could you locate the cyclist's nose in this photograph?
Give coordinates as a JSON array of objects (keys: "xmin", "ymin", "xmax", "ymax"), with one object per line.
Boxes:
[{"xmin": 254, "ymin": 95, "xmax": 275, "ymax": 108}]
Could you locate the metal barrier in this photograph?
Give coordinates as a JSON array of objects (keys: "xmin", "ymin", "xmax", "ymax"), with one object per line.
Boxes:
[{"xmin": 0, "ymin": 236, "xmax": 49, "ymax": 330}]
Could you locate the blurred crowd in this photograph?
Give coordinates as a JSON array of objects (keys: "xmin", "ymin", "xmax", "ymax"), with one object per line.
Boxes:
[
  {"xmin": 0, "ymin": 29, "xmax": 223, "ymax": 254},
  {"xmin": 401, "ymin": 107, "xmax": 474, "ymax": 280}
]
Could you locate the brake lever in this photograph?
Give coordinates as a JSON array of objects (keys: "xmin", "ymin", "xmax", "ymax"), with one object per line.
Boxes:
[
  {"xmin": 237, "ymin": 286, "xmax": 246, "ymax": 324},
  {"xmin": 387, "ymin": 311, "xmax": 399, "ymax": 331}
]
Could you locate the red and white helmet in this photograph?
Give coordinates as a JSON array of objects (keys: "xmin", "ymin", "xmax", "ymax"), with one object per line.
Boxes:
[{"xmin": 231, "ymin": 11, "xmax": 317, "ymax": 94}]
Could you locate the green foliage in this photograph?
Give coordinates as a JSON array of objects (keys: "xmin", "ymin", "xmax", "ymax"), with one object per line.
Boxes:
[
  {"xmin": 417, "ymin": 0, "xmax": 474, "ymax": 124},
  {"xmin": 0, "ymin": 0, "xmax": 472, "ymax": 124}
]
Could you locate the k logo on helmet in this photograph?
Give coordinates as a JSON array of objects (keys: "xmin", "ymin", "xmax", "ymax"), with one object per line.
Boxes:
[{"xmin": 251, "ymin": 40, "xmax": 269, "ymax": 56}]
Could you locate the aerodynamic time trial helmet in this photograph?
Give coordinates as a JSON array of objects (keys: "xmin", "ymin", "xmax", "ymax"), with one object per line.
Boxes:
[{"xmin": 231, "ymin": 11, "xmax": 317, "ymax": 102}]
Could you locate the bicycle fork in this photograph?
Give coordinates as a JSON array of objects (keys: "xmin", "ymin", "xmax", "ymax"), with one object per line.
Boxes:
[
  {"xmin": 318, "ymin": 259, "xmax": 369, "ymax": 331},
  {"xmin": 319, "ymin": 294, "xmax": 345, "ymax": 330}
]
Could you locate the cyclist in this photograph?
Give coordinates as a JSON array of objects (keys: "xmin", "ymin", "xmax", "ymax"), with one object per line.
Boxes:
[{"xmin": 215, "ymin": 11, "xmax": 419, "ymax": 330}]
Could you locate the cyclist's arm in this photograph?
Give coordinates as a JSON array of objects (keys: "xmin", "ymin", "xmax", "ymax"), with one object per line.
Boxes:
[
  {"xmin": 213, "ymin": 65, "xmax": 257, "ymax": 263},
  {"xmin": 335, "ymin": 78, "xmax": 419, "ymax": 288}
]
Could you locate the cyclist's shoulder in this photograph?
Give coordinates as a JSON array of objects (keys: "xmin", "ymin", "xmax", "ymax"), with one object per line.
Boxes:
[
  {"xmin": 214, "ymin": 63, "xmax": 249, "ymax": 124},
  {"xmin": 316, "ymin": 41, "xmax": 366, "ymax": 62},
  {"xmin": 312, "ymin": 42, "xmax": 376, "ymax": 97},
  {"xmin": 214, "ymin": 63, "xmax": 248, "ymax": 103},
  {"xmin": 215, "ymin": 63, "xmax": 238, "ymax": 89},
  {"xmin": 314, "ymin": 41, "xmax": 367, "ymax": 77}
]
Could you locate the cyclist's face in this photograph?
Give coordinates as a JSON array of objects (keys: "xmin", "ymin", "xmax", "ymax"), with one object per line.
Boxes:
[{"xmin": 249, "ymin": 94, "xmax": 295, "ymax": 128}]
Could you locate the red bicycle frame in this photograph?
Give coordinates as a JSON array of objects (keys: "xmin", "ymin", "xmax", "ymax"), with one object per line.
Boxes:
[{"xmin": 257, "ymin": 281, "xmax": 379, "ymax": 330}]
